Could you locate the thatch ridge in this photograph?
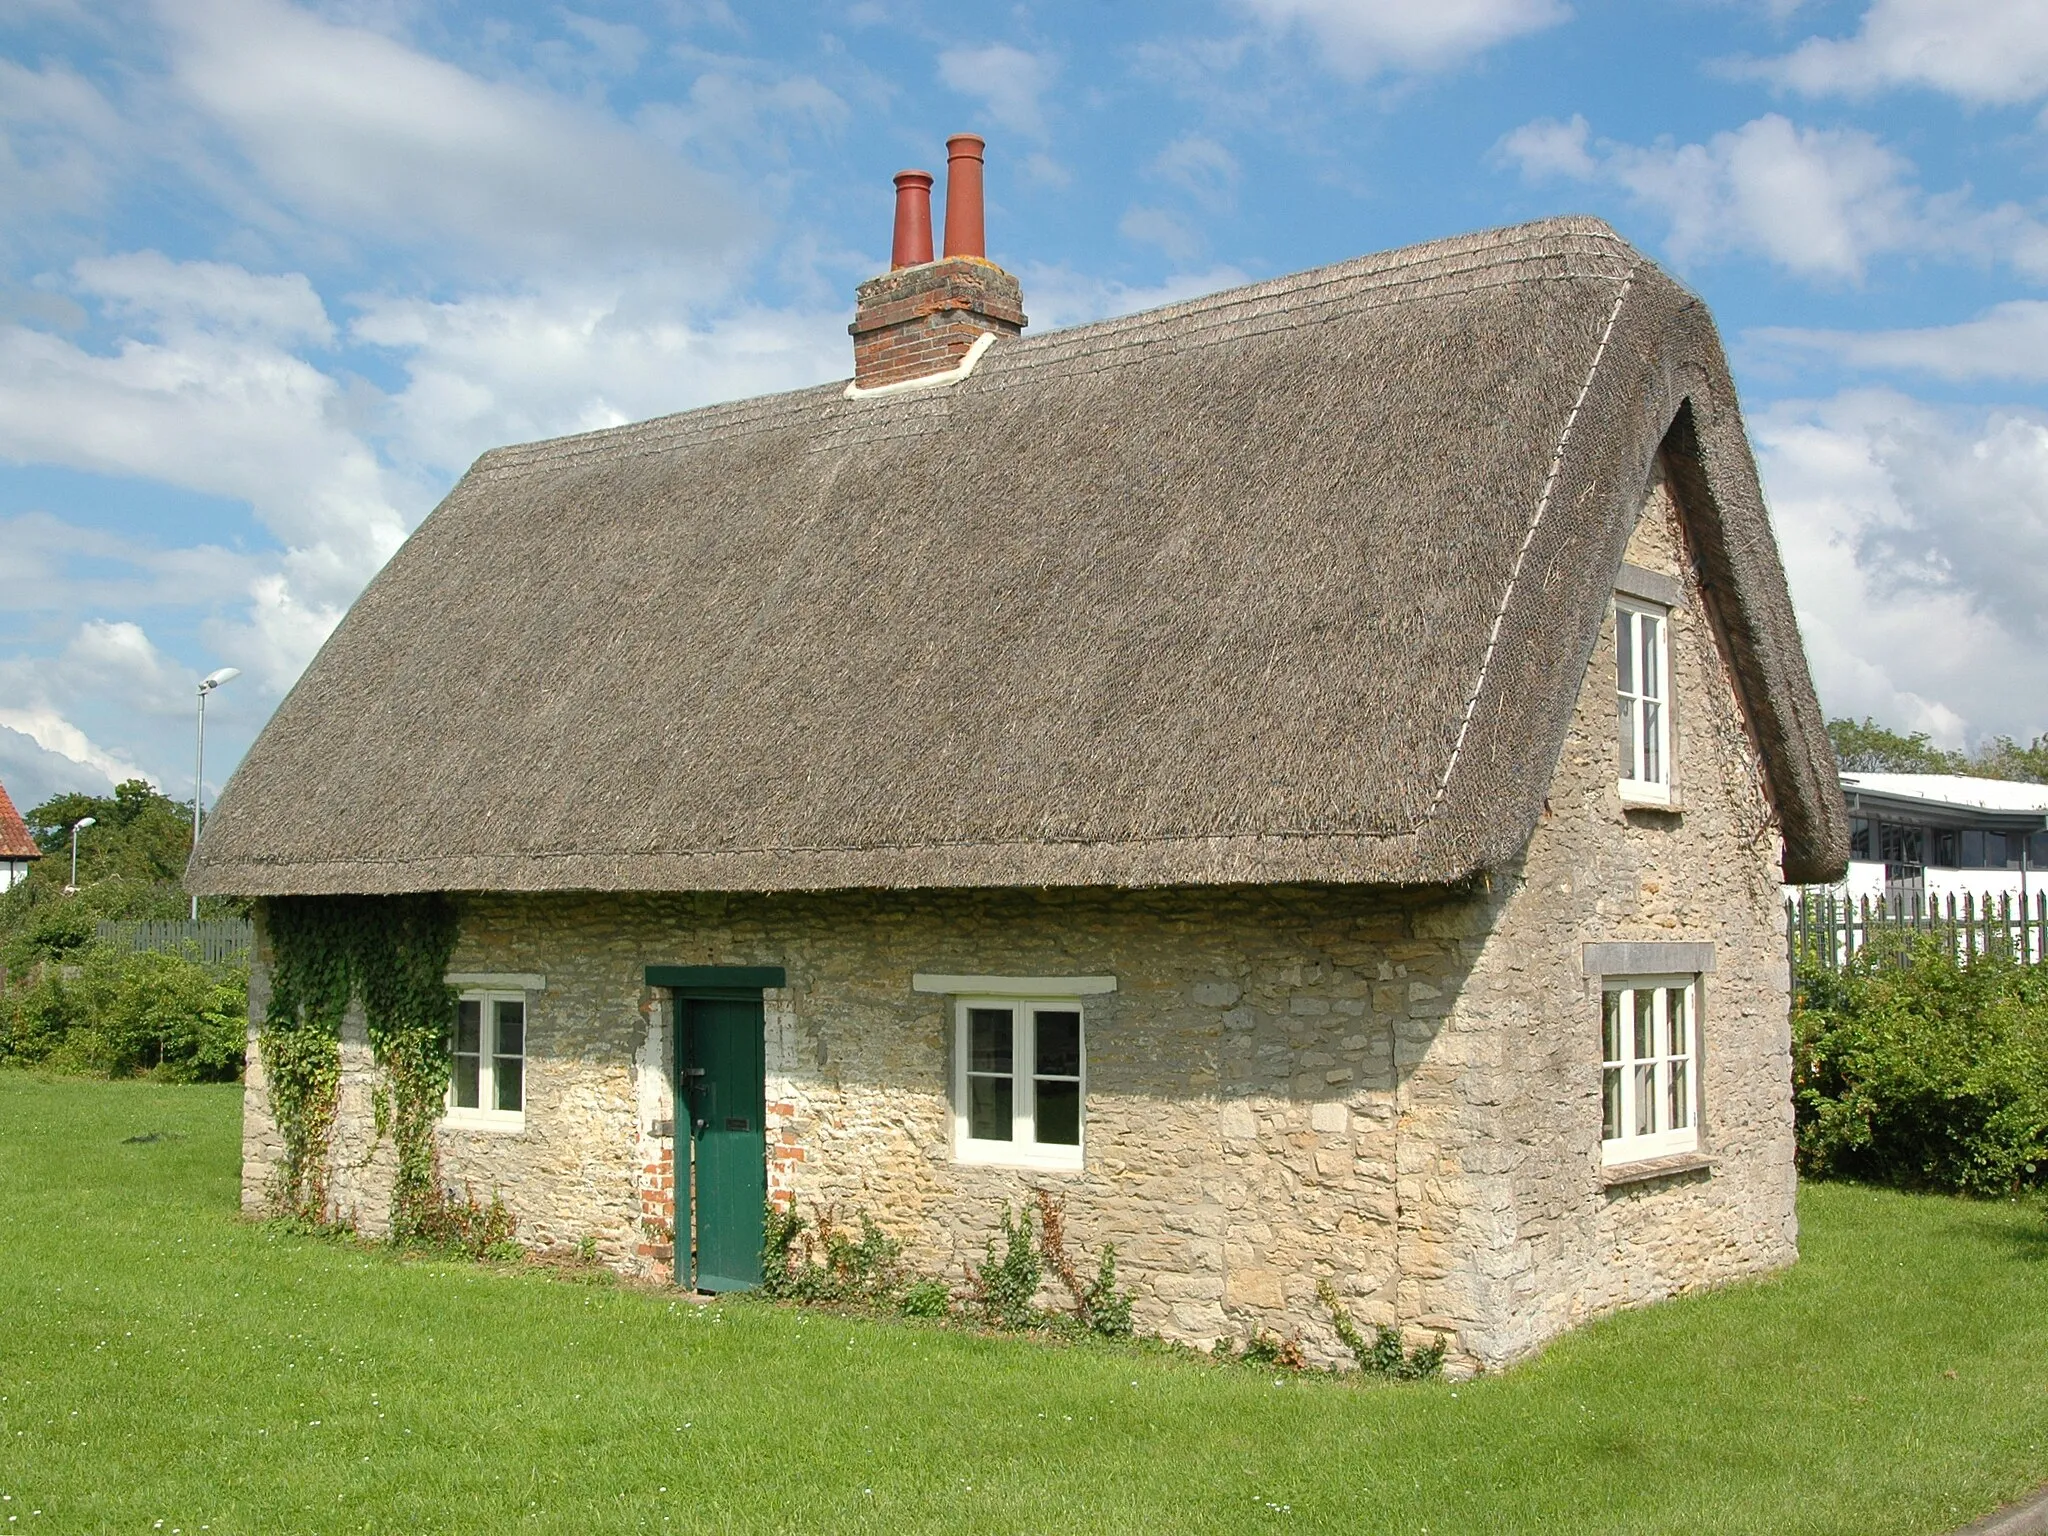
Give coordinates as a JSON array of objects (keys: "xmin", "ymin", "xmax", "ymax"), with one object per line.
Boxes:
[{"xmin": 192, "ymin": 215, "xmax": 1846, "ymax": 897}]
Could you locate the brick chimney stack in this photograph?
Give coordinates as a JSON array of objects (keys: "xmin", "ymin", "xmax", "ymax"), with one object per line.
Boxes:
[{"xmin": 850, "ymin": 133, "xmax": 1026, "ymax": 391}]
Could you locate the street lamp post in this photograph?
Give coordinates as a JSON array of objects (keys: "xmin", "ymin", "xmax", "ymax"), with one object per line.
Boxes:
[
  {"xmin": 67, "ymin": 816, "xmax": 95, "ymax": 892},
  {"xmin": 191, "ymin": 667, "xmax": 240, "ymax": 921}
]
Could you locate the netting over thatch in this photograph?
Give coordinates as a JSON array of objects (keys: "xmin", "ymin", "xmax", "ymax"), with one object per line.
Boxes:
[{"xmin": 191, "ymin": 217, "xmax": 1846, "ymax": 897}]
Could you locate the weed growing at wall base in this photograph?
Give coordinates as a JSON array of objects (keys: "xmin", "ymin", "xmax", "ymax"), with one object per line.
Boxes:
[
  {"xmin": 1318, "ymin": 1279, "xmax": 1448, "ymax": 1381},
  {"xmin": 761, "ymin": 1193, "xmax": 1137, "ymax": 1340}
]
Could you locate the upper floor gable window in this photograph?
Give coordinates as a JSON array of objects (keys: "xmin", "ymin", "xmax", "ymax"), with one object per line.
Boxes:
[{"xmin": 1615, "ymin": 598, "xmax": 1671, "ymax": 804}]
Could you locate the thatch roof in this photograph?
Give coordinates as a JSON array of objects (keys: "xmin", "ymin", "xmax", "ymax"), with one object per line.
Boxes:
[{"xmin": 192, "ymin": 217, "xmax": 1848, "ymax": 897}]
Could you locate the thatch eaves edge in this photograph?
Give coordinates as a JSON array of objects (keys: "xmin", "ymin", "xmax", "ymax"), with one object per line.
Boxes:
[{"xmin": 190, "ymin": 829, "xmax": 1443, "ymax": 898}]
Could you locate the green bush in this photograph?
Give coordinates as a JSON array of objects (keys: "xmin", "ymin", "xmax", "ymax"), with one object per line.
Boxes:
[
  {"xmin": 1792, "ymin": 939, "xmax": 2048, "ymax": 1197},
  {"xmin": 0, "ymin": 875, "xmax": 194, "ymax": 978},
  {"xmin": 0, "ymin": 944, "xmax": 247, "ymax": 1082}
]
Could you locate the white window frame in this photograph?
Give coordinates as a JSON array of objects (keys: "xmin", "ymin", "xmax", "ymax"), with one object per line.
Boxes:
[
  {"xmin": 444, "ymin": 988, "xmax": 528, "ymax": 1132},
  {"xmin": 1615, "ymin": 597, "xmax": 1672, "ymax": 806},
  {"xmin": 950, "ymin": 995, "xmax": 1087, "ymax": 1172},
  {"xmin": 1600, "ymin": 974, "xmax": 1699, "ymax": 1166}
]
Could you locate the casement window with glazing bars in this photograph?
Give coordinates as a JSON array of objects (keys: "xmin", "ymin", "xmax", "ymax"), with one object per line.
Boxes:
[
  {"xmin": 1615, "ymin": 598, "xmax": 1672, "ymax": 805},
  {"xmin": 446, "ymin": 989, "xmax": 526, "ymax": 1129},
  {"xmin": 953, "ymin": 996, "xmax": 1085, "ymax": 1171},
  {"xmin": 1600, "ymin": 975, "xmax": 1698, "ymax": 1165}
]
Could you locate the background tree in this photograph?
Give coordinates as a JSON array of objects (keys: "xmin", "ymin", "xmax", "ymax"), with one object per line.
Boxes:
[
  {"xmin": 1828, "ymin": 719, "xmax": 2047, "ymax": 784},
  {"xmin": 1, "ymin": 780, "xmax": 241, "ymax": 976}
]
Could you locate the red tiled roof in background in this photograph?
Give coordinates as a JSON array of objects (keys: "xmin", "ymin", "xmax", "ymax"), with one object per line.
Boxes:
[{"xmin": 0, "ymin": 781, "xmax": 42, "ymax": 860}]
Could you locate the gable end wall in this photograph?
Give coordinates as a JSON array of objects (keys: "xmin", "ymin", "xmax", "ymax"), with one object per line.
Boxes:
[{"xmin": 1425, "ymin": 455, "xmax": 1796, "ymax": 1363}]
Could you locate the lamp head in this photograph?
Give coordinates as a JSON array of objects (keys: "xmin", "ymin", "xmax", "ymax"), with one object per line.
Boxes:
[
  {"xmin": 74, "ymin": 817, "xmax": 96, "ymax": 831},
  {"xmin": 199, "ymin": 666, "xmax": 241, "ymax": 694}
]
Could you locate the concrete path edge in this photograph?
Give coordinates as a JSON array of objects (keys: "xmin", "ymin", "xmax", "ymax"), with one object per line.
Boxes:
[{"xmin": 1954, "ymin": 1483, "xmax": 2048, "ymax": 1536}]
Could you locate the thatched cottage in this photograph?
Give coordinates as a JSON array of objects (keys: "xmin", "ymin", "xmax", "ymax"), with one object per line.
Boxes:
[{"xmin": 194, "ymin": 139, "xmax": 1847, "ymax": 1371}]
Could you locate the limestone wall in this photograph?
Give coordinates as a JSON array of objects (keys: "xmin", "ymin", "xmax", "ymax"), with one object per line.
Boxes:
[{"xmin": 1445, "ymin": 456, "xmax": 1798, "ymax": 1363}]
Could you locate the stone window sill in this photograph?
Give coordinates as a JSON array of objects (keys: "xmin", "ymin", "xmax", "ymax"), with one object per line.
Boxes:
[
  {"xmin": 441, "ymin": 1111, "xmax": 525, "ymax": 1136},
  {"xmin": 1619, "ymin": 787, "xmax": 1683, "ymax": 815},
  {"xmin": 1601, "ymin": 1151, "xmax": 1716, "ymax": 1189}
]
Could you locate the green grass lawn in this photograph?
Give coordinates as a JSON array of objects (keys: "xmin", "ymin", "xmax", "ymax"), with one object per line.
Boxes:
[{"xmin": 1, "ymin": 1075, "xmax": 2044, "ymax": 1535}]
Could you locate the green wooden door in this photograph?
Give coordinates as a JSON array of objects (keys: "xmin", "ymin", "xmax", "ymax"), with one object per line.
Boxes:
[{"xmin": 680, "ymin": 996, "xmax": 766, "ymax": 1292}]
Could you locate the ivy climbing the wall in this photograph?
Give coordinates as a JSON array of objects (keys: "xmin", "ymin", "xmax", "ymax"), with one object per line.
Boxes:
[{"xmin": 260, "ymin": 894, "xmax": 458, "ymax": 1237}]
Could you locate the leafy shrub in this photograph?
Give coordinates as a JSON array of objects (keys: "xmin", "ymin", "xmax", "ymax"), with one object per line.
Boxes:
[
  {"xmin": 0, "ymin": 943, "xmax": 246, "ymax": 1081},
  {"xmin": 901, "ymin": 1279, "xmax": 951, "ymax": 1318},
  {"xmin": 0, "ymin": 875, "xmax": 197, "ymax": 979},
  {"xmin": 0, "ymin": 778, "xmax": 241, "ymax": 981},
  {"xmin": 1792, "ymin": 939, "xmax": 2048, "ymax": 1197},
  {"xmin": 1081, "ymin": 1243, "xmax": 1134, "ymax": 1338}
]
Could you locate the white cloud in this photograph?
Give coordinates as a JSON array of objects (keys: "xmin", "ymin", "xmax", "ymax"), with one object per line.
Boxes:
[
  {"xmin": 0, "ymin": 712, "xmax": 144, "ymax": 803},
  {"xmin": 0, "ymin": 57, "xmax": 127, "ymax": 227},
  {"xmin": 1499, "ymin": 111, "xmax": 2048, "ymax": 283},
  {"xmin": 0, "ymin": 706, "xmax": 149, "ymax": 786},
  {"xmin": 1495, "ymin": 113, "xmax": 1596, "ymax": 180},
  {"xmin": 1117, "ymin": 206, "xmax": 1204, "ymax": 263},
  {"xmin": 0, "ymin": 252, "xmax": 417, "ymax": 697},
  {"xmin": 1759, "ymin": 389, "xmax": 2048, "ymax": 745},
  {"xmin": 0, "ymin": 721, "xmax": 127, "ymax": 810},
  {"xmin": 937, "ymin": 45, "xmax": 1059, "ymax": 138},
  {"xmin": 1151, "ymin": 133, "xmax": 1240, "ymax": 213},
  {"xmin": 351, "ymin": 283, "xmax": 848, "ymax": 478},
  {"xmin": 0, "ymin": 615, "xmax": 236, "ymax": 807},
  {"xmin": 637, "ymin": 71, "xmax": 850, "ymax": 160},
  {"xmin": 75, "ymin": 251, "xmax": 333, "ymax": 345},
  {"xmin": 0, "ymin": 510, "xmax": 258, "ymax": 615},
  {"xmin": 560, "ymin": 13, "xmax": 648, "ymax": 76},
  {"xmin": 1019, "ymin": 262, "xmax": 1250, "ymax": 331},
  {"xmin": 62, "ymin": 619, "xmax": 182, "ymax": 711},
  {"xmin": 0, "ymin": 283, "xmax": 408, "ymax": 610},
  {"xmin": 1232, "ymin": 0, "xmax": 1570, "ymax": 77},
  {"xmin": 1757, "ymin": 0, "xmax": 2048, "ymax": 106},
  {"xmin": 1751, "ymin": 300, "xmax": 2048, "ymax": 382},
  {"xmin": 156, "ymin": 0, "xmax": 754, "ymax": 276}
]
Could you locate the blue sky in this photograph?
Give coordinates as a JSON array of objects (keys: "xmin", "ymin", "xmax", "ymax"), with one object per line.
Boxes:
[{"xmin": 4, "ymin": 0, "xmax": 2047, "ymax": 812}]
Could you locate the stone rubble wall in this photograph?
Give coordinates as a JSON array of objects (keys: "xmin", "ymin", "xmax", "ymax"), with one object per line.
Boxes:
[
  {"xmin": 235, "ymin": 461, "xmax": 1796, "ymax": 1372},
  {"xmin": 1459, "ymin": 456, "xmax": 1798, "ymax": 1361}
]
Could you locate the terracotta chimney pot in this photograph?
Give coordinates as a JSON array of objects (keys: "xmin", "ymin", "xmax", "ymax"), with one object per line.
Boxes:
[
  {"xmin": 942, "ymin": 133, "xmax": 986, "ymax": 260},
  {"xmin": 891, "ymin": 170, "xmax": 935, "ymax": 268}
]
